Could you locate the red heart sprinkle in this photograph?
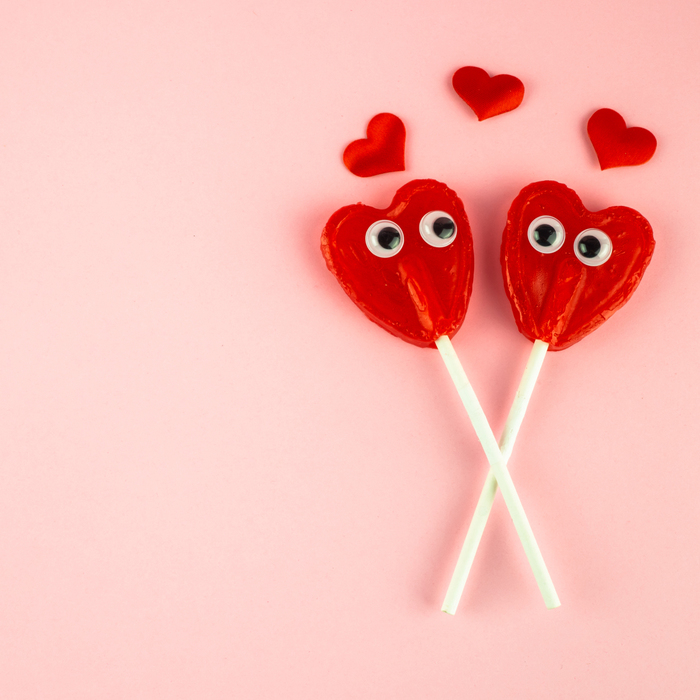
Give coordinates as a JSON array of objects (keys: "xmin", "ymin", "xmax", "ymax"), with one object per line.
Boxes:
[
  {"xmin": 587, "ymin": 108, "xmax": 657, "ymax": 170},
  {"xmin": 452, "ymin": 66, "xmax": 524, "ymax": 121},
  {"xmin": 343, "ymin": 113, "xmax": 406, "ymax": 178}
]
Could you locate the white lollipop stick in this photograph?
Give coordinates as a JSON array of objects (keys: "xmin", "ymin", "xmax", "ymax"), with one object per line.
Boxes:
[
  {"xmin": 441, "ymin": 339, "xmax": 549, "ymax": 615},
  {"xmin": 434, "ymin": 336, "xmax": 559, "ymax": 610}
]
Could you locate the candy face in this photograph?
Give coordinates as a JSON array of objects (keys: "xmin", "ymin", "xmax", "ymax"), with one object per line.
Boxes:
[
  {"xmin": 321, "ymin": 179, "xmax": 474, "ymax": 348},
  {"xmin": 501, "ymin": 181, "xmax": 655, "ymax": 351}
]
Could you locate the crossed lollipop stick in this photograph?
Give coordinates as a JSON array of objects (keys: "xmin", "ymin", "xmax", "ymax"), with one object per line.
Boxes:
[{"xmin": 434, "ymin": 336, "xmax": 558, "ymax": 612}]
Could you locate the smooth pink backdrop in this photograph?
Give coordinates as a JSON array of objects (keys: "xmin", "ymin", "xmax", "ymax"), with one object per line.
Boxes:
[{"xmin": 0, "ymin": 0, "xmax": 698, "ymax": 698}]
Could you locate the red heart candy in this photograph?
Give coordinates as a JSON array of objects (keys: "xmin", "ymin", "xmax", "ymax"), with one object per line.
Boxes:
[
  {"xmin": 321, "ymin": 180, "xmax": 474, "ymax": 348},
  {"xmin": 501, "ymin": 181, "xmax": 654, "ymax": 351},
  {"xmin": 343, "ymin": 113, "xmax": 406, "ymax": 177},
  {"xmin": 587, "ymin": 108, "xmax": 657, "ymax": 170},
  {"xmin": 452, "ymin": 66, "xmax": 524, "ymax": 121}
]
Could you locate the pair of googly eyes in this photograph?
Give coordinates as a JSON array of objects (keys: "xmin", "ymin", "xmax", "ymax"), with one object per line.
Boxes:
[
  {"xmin": 527, "ymin": 216, "xmax": 612, "ymax": 266},
  {"xmin": 365, "ymin": 211, "xmax": 457, "ymax": 258}
]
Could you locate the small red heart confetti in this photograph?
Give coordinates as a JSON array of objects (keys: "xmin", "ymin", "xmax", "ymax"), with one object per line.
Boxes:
[
  {"xmin": 342, "ymin": 113, "xmax": 406, "ymax": 177},
  {"xmin": 587, "ymin": 108, "xmax": 657, "ymax": 170},
  {"xmin": 452, "ymin": 66, "xmax": 524, "ymax": 121}
]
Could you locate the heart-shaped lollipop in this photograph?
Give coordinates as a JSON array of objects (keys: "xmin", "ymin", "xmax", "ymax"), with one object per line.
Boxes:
[
  {"xmin": 501, "ymin": 180, "xmax": 655, "ymax": 350},
  {"xmin": 442, "ymin": 180, "xmax": 655, "ymax": 614},
  {"xmin": 321, "ymin": 179, "xmax": 473, "ymax": 347},
  {"xmin": 322, "ymin": 179, "xmax": 560, "ymax": 610}
]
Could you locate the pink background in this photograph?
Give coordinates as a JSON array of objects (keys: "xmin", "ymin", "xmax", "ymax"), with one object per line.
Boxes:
[{"xmin": 0, "ymin": 0, "xmax": 698, "ymax": 697}]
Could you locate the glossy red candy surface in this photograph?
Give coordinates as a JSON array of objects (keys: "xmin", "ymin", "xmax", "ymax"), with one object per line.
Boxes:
[
  {"xmin": 501, "ymin": 181, "xmax": 655, "ymax": 351},
  {"xmin": 321, "ymin": 179, "xmax": 474, "ymax": 348}
]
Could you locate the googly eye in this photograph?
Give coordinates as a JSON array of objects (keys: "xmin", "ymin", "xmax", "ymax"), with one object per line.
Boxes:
[
  {"xmin": 419, "ymin": 211, "xmax": 457, "ymax": 248},
  {"xmin": 365, "ymin": 220, "xmax": 404, "ymax": 258},
  {"xmin": 574, "ymin": 229, "xmax": 613, "ymax": 266},
  {"xmin": 527, "ymin": 216, "xmax": 565, "ymax": 253}
]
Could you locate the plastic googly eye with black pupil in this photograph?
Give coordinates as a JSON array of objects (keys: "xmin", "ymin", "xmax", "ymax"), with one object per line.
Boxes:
[
  {"xmin": 527, "ymin": 216, "xmax": 565, "ymax": 253},
  {"xmin": 419, "ymin": 211, "xmax": 457, "ymax": 248},
  {"xmin": 365, "ymin": 220, "xmax": 404, "ymax": 257},
  {"xmin": 574, "ymin": 229, "xmax": 612, "ymax": 266}
]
